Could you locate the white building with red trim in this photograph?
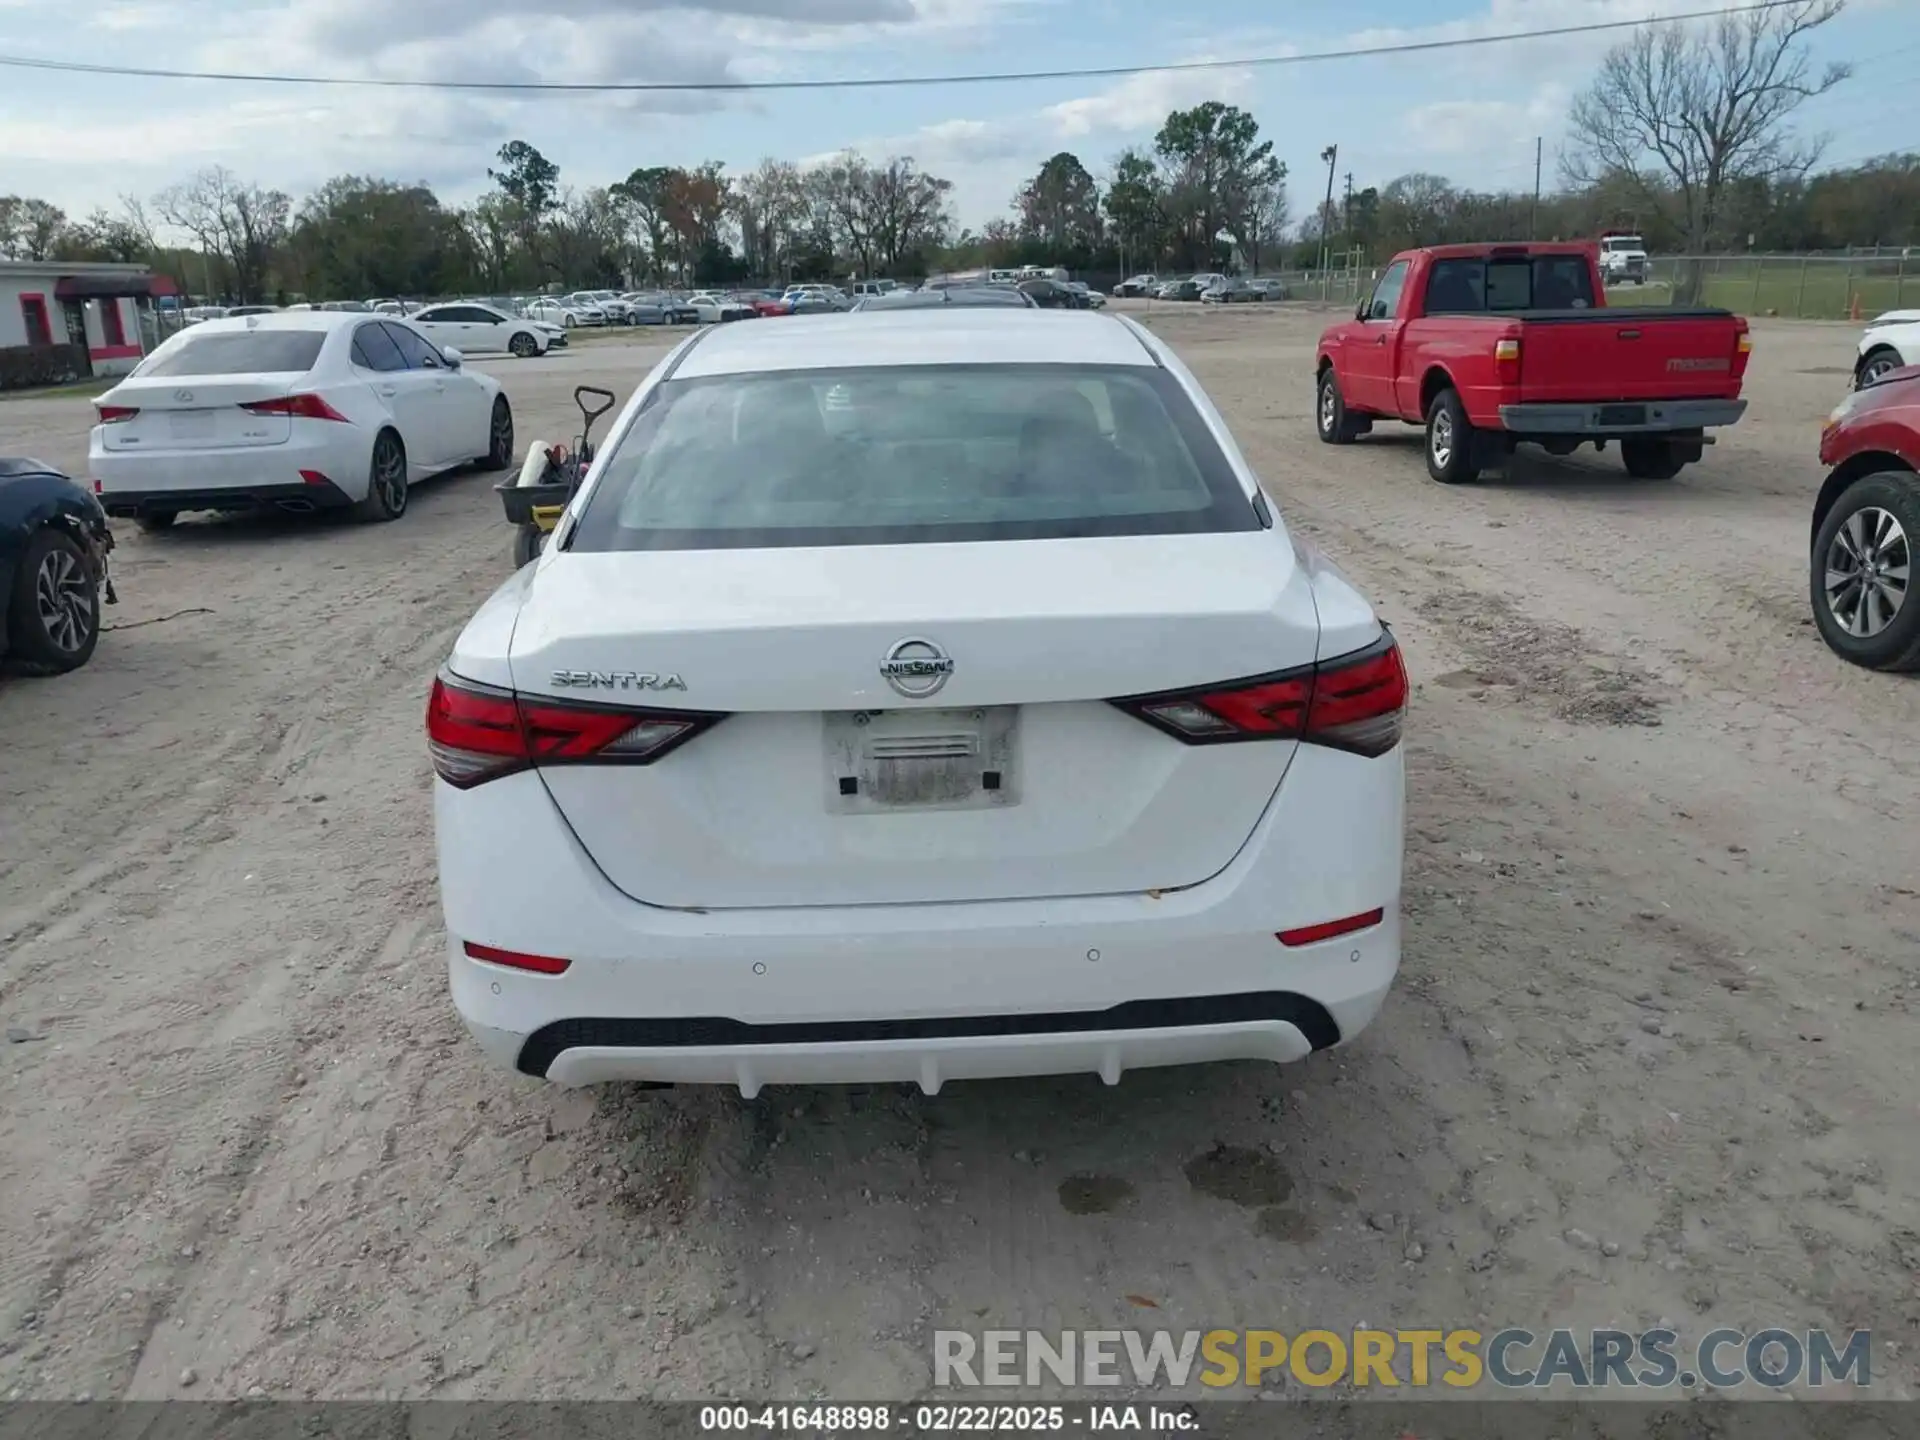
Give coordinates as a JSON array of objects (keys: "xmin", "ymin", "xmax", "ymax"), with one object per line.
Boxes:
[{"xmin": 0, "ymin": 259, "xmax": 179, "ymax": 379}]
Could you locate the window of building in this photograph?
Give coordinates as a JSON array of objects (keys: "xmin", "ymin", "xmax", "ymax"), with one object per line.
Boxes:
[{"xmin": 20, "ymin": 295, "xmax": 53, "ymax": 346}]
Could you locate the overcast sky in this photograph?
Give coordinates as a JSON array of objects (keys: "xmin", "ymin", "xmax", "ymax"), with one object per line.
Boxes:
[{"xmin": 0, "ymin": 0, "xmax": 1906, "ymax": 236}]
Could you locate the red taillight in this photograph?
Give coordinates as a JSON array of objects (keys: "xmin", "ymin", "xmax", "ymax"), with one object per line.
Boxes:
[
  {"xmin": 1278, "ymin": 908, "xmax": 1386, "ymax": 947},
  {"xmin": 243, "ymin": 394, "xmax": 350, "ymax": 422},
  {"xmin": 96, "ymin": 405, "xmax": 139, "ymax": 424},
  {"xmin": 1493, "ymin": 335, "xmax": 1522, "ymax": 386},
  {"xmin": 463, "ymin": 940, "xmax": 571, "ymax": 975},
  {"xmin": 1111, "ymin": 633, "xmax": 1408, "ymax": 758},
  {"xmin": 1732, "ymin": 326, "xmax": 1752, "ymax": 381},
  {"xmin": 426, "ymin": 673, "xmax": 725, "ymax": 789}
]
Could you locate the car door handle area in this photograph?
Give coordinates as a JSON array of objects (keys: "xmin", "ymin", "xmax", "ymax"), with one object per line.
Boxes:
[{"xmin": 377, "ymin": 384, "xmax": 398, "ymax": 397}]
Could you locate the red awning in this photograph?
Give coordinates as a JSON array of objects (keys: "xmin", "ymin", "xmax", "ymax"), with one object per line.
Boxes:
[{"xmin": 54, "ymin": 272, "xmax": 176, "ymax": 301}]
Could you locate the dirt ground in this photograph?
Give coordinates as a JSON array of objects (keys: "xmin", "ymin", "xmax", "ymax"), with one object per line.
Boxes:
[{"xmin": 1, "ymin": 307, "xmax": 1917, "ymax": 1403}]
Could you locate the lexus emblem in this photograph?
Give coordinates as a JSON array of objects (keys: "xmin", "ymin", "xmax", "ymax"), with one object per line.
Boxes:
[
  {"xmin": 879, "ymin": 637, "xmax": 954, "ymax": 699},
  {"xmin": 174, "ymin": 389, "xmax": 195, "ymax": 402}
]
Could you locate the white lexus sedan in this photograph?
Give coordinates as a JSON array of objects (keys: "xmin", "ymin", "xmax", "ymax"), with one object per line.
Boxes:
[
  {"xmin": 91, "ymin": 311, "xmax": 516, "ymax": 531},
  {"xmin": 409, "ymin": 301, "xmax": 564, "ymax": 358},
  {"xmin": 428, "ymin": 310, "xmax": 1406, "ymax": 1094}
]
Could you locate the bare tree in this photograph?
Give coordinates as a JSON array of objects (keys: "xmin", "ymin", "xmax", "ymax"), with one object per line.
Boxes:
[
  {"xmin": 808, "ymin": 152, "xmax": 878, "ymax": 278},
  {"xmin": 865, "ymin": 157, "xmax": 951, "ymax": 272},
  {"xmin": 1241, "ymin": 181, "xmax": 1290, "ymax": 274},
  {"xmin": 1565, "ymin": 0, "xmax": 1850, "ymax": 272},
  {"xmin": 155, "ymin": 167, "xmax": 290, "ymax": 302},
  {"xmin": 732, "ymin": 158, "xmax": 808, "ymax": 282}
]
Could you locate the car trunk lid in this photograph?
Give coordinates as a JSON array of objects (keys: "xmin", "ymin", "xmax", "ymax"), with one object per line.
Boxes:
[
  {"xmin": 505, "ymin": 534, "xmax": 1322, "ymax": 909},
  {"xmin": 96, "ymin": 375, "xmax": 308, "ymax": 452}
]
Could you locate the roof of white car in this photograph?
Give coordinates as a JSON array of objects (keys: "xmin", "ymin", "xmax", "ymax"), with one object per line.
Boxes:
[
  {"xmin": 175, "ymin": 310, "xmax": 374, "ymax": 336},
  {"xmin": 675, "ymin": 310, "xmax": 1156, "ymax": 377}
]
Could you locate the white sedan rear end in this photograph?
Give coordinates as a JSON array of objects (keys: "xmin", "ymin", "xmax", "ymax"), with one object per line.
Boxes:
[
  {"xmin": 90, "ymin": 312, "xmax": 515, "ymax": 529},
  {"xmin": 429, "ymin": 310, "xmax": 1406, "ymax": 1094}
]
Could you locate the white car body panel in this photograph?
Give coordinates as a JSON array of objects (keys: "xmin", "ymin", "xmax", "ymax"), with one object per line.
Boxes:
[
  {"xmin": 433, "ymin": 310, "xmax": 1405, "ymax": 1091},
  {"xmin": 688, "ymin": 293, "xmax": 757, "ymax": 323},
  {"xmin": 89, "ymin": 312, "xmax": 502, "ymax": 511},
  {"xmin": 1858, "ymin": 319, "xmax": 1920, "ymax": 374},
  {"xmin": 411, "ymin": 303, "xmax": 549, "ymax": 357}
]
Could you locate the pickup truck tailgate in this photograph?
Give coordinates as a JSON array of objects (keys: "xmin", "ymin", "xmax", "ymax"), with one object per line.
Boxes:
[{"xmin": 1518, "ymin": 311, "xmax": 1743, "ymax": 403}]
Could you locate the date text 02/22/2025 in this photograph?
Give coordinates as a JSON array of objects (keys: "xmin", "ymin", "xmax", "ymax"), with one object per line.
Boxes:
[{"xmin": 698, "ymin": 1404, "xmax": 1200, "ymax": 1432}]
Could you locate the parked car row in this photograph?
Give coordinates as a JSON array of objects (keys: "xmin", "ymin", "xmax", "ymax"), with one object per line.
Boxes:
[{"xmin": 1109, "ymin": 273, "xmax": 1290, "ymax": 302}]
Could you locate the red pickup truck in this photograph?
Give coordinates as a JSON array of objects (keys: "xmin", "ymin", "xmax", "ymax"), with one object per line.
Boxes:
[{"xmin": 1316, "ymin": 242, "xmax": 1751, "ymax": 484}]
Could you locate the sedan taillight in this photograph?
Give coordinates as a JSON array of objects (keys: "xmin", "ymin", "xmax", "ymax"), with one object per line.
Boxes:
[
  {"xmin": 243, "ymin": 394, "xmax": 350, "ymax": 422},
  {"xmin": 426, "ymin": 673, "xmax": 728, "ymax": 789},
  {"xmin": 1109, "ymin": 632, "xmax": 1408, "ymax": 757}
]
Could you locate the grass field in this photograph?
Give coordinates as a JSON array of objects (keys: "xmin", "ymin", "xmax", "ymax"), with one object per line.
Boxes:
[{"xmin": 1621, "ymin": 257, "xmax": 1916, "ymax": 319}]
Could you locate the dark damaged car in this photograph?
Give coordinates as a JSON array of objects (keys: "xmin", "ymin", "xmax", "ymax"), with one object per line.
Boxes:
[{"xmin": 1, "ymin": 457, "xmax": 117, "ymax": 675}]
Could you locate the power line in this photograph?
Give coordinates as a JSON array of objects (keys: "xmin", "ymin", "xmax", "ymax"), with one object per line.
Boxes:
[{"xmin": 0, "ymin": 0, "xmax": 1815, "ymax": 94}]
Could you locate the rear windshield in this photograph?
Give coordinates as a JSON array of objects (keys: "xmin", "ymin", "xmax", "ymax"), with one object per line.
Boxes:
[
  {"xmin": 566, "ymin": 364, "xmax": 1261, "ymax": 552},
  {"xmin": 138, "ymin": 330, "xmax": 327, "ymax": 377},
  {"xmin": 1424, "ymin": 256, "xmax": 1596, "ymax": 313}
]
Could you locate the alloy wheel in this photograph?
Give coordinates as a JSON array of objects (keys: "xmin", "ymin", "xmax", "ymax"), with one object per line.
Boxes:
[
  {"xmin": 1318, "ymin": 382, "xmax": 1337, "ymax": 435},
  {"xmin": 1430, "ymin": 409, "xmax": 1454, "ymax": 469},
  {"xmin": 1824, "ymin": 505, "xmax": 1910, "ymax": 638},
  {"xmin": 490, "ymin": 402, "xmax": 514, "ymax": 468},
  {"xmin": 35, "ymin": 545, "xmax": 95, "ymax": 654},
  {"xmin": 374, "ymin": 435, "xmax": 408, "ymax": 516}
]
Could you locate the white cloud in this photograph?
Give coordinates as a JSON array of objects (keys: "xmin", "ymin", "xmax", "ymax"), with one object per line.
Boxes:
[
  {"xmin": 829, "ymin": 64, "xmax": 1252, "ymax": 181},
  {"xmin": 88, "ymin": 2, "xmax": 183, "ymax": 29},
  {"xmin": 1399, "ymin": 82, "xmax": 1570, "ymax": 159}
]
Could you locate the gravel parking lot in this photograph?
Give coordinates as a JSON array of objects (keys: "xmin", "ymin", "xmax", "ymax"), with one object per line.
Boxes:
[{"xmin": 2, "ymin": 306, "xmax": 1916, "ymax": 1401}]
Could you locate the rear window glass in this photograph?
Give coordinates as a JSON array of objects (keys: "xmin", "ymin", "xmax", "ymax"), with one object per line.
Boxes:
[
  {"xmin": 138, "ymin": 330, "xmax": 326, "ymax": 377},
  {"xmin": 566, "ymin": 364, "xmax": 1261, "ymax": 552},
  {"xmin": 1425, "ymin": 256, "xmax": 1596, "ymax": 313}
]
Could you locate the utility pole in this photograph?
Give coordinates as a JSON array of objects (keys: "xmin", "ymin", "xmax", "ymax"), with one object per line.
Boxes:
[
  {"xmin": 1530, "ymin": 136, "xmax": 1542, "ymax": 241},
  {"xmin": 1342, "ymin": 172, "xmax": 1354, "ymax": 262},
  {"xmin": 1319, "ymin": 145, "xmax": 1338, "ymax": 302}
]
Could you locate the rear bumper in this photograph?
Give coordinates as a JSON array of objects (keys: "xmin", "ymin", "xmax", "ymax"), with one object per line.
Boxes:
[
  {"xmin": 1497, "ymin": 398, "xmax": 1746, "ymax": 435},
  {"xmin": 97, "ymin": 478, "xmax": 354, "ymax": 518},
  {"xmin": 92, "ymin": 430, "xmax": 369, "ymax": 513},
  {"xmin": 436, "ymin": 743, "xmax": 1405, "ymax": 1093}
]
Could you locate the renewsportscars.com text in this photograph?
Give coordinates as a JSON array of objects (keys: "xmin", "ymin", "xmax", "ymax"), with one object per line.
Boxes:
[{"xmin": 933, "ymin": 1328, "xmax": 1872, "ymax": 1392}]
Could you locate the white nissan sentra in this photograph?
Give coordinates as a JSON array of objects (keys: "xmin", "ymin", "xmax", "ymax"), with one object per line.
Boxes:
[{"xmin": 428, "ymin": 310, "xmax": 1406, "ymax": 1095}]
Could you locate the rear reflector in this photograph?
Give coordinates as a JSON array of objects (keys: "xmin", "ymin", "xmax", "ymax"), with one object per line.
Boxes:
[
  {"xmin": 243, "ymin": 394, "xmax": 350, "ymax": 422},
  {"xmin": 1278, "ymin": 908, "xmax": 1386, "ymax": 947},
  {"xmin": 427, "ymin": 672, "xmax": 726, "ymax": 789},
  {"xmin": 96, "ymin": 405, "xmax": 139, "ymax": 424},
  {"xmin": 1110, "ymin": 631, "xmax": 1408, "ymax": 757},
  {"xmin": 298, "ymin": 470, "xmax": 332, "ymax": 486},
  {"xmin": 463, "ymin": 940, "xmax": 571, "ymax": 975}
]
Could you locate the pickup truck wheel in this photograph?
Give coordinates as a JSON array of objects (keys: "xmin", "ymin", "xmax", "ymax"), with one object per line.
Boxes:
[
  {"xmin": 1316, "ymin": 369, "xmax": 1361, "ymax": 445},
  {"xmin": 1621, "ymin": 439, "xmax": 1686, "ymax": 480},
  {"xmin": 1811, "ymin": 470, "xmax": 1920, "ymax": 672},
  {"xmin": 1424, "ymin": 389, "xmax": 1480, "ymax": 484}
]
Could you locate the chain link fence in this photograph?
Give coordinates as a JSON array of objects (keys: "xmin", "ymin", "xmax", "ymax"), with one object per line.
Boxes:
[
  {"xmin": 1120, "ymin": 252, "xmax": 1915, "ymax": 320},
  {"xmin": 1620, "ymin": 254, "xmax": 1916, "ymax": 319}
]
